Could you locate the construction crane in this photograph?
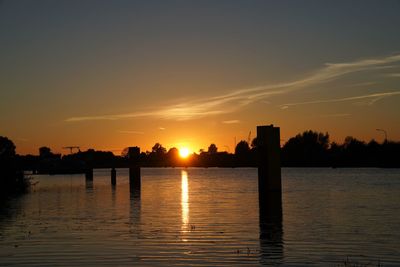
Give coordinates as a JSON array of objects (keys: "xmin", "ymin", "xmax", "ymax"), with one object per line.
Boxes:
[{"xmin": 62, "ymin": 146, "xmax": 80, "ymax": 154}]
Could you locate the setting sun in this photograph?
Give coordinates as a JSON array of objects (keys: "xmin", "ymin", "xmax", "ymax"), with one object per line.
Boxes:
[{"xmin": 179, "ymin": 147, "xmax": 190, "ymax": 158}]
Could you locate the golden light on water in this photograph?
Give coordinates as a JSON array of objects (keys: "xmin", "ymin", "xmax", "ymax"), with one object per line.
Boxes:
[{"xmin": 181, "ymin": 170, "xmax": 189, "ymax": 229}]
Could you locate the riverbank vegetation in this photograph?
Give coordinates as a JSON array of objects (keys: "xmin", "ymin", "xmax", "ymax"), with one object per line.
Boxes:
[
  {"xmin": 0, "ymin": 137, "xmax": 30, "ymax": 195},
  {"xmin": 3, "ymin": 130, "xmax": 400, "ymax": 175}
]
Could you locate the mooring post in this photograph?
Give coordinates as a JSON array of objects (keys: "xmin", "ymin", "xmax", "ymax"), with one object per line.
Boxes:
[
  {"xmin": 257, "ymin": 125, "xmax": 283, "ymax": 243},
  {"xmin": 85, "ymin": 168, "xmax": 93, "ymax": 180},
  {"xmin": 129, "ymin": 166, "xmax": 141, "ymax": 188},
  {"xmin": 128, "ymin": 147, "xmax": 141, "ymax": 190},
  {"xmin": 111, "ymin": 167, "xmax": 116, "ymax": 185},
  {"xmin": 257, "ymin": 125, "xmax": 282, "ymax": 196}
]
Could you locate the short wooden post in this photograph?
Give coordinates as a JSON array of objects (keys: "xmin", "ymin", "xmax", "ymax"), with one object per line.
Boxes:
[
  {"xmin": 111, "ymin": 167, "xmax": 116, "ymax": 185},
  {"xmin": 85, "ymin": 168, "xmax": 93, "ymax": 180},
  {"xmin": 128, "ymin": 147, "xmax": 141, "ymax": 190},
  {"xmin": 129, "ymin": 166, "xmax": 141, "ymax": 189}
]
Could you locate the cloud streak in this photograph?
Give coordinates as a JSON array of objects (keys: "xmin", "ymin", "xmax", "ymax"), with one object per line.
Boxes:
[
  {"xmin": 280, "ymin": 91, "xmax": 400, "ymax": 109},
  {"xmin": 318, "ymin": 113, "xmax": 351, "ymax": 118},
  {"xmin": 65, "ymin": 53, "xmax": 400, "ymax": 122},
  {"xmin": 117, "ymin": 130, "xmax": 144, "ymax": 135},
  {"xmin": 385, "ymin": 73, "xmax": 400, "ymax": 77},
  {"xmin": 222, "ymin": 120, "xmax": 240, "ymax": 124}
]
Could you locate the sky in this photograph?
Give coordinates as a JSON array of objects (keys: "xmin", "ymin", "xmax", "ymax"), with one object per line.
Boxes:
[{"xmin": 1, "ymin": 0, "xmax": 400, "ymax": 155}]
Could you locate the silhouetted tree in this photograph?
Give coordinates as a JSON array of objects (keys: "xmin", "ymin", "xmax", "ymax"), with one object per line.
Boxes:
[
  {"xmin": 282, "ymin": 130, "xmax": 330, "ymax": 166},
  {"xmin": 121, "ymin": 147, "xmax": 129, "ymax": 158},
  {"xmin": 381, "ymin": 141, "xmax": 400, "ymax": 167},
  {"xmin": 366, "ymin": 139, "xmax": 380, "ymax": 165},
  {"xmin": 146, "ymin": 143, "xmax": 167, "ymax": 166},
  {"xmin": 342, "ymin": 136, "xmax": 368, "ymax": 166},
  {"xmin": 39, "ymin": 146, "xmax": 52, "ymax": 158},
  {"xmin": 328, "ymin": 141, "xmax": 342, "ymax": 167},
  {"xmin": 235, "ymin": 140, "xmax": 250, "ymax": 155},
  {"xmin": 251, "ymin": 137, "xmax": 259, "ymax": 149},
  {"xmin": 167, "ymin": 147, "xmax": 179, "ymax": 156},
  {"xmin": 208, "ymin": 143, "xmax": 218, "ymax": 154},
  {"xmin": 0, "ymin": 136, "xmax": 27, "ymax": 194},
  {"xmin": 152, "ymin": 143, "xmax": 167, "ymax": 155},
  {"xmin": 0, "ymin": 136, "xmax": 16, "ymax": 160},
  {"xmin": 167, "ymin": 147, "xmax": 179, "ymax": 166},
  {"xmin": 0, "ymin": 136, "xmax": 16, "ymax": 176},
  {"xmin": 234, "ymin": 140, "xmax": 251, "ymax": 166}
]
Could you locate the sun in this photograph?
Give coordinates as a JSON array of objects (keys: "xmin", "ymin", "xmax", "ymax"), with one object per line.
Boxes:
[{"xmin": 179, "ymin": 147, "xmax": 190, "ymax": 158}]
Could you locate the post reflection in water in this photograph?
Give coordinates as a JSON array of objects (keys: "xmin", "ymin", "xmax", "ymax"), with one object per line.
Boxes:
[
  {"xmin": 129, "ymin": 184, "xmax": 141, "ymax": 237},
  {"xmin": 85, "ymin": 178, "xmax": 93, "ymax": 193},
  {"xmin": 181, "ymin": 170, "xmax": 189, "ymax": 234},
  {"xmin": 259, "ymin": 192, "xmax": 283, "ymax": 265},
  {"xmin": 111, "ymin": 183, "xmax": 116, "ymax": 208}
]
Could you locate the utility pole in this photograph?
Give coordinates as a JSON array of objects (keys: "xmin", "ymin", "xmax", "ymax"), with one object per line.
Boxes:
[{"xmin": 376, "ymin": 129, "xmax": 387, "ymax": 143}]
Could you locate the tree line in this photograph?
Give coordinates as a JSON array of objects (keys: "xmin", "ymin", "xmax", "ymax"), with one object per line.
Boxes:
[
  {"xmin": 1, "ymin": 130, "xmax": 400, "ymax": 178},
  {"xmin": 281, "ymin": 131, "xmax": 399, "ymax": 167},
  {"xmin": 0, "ymin": 137, "xmax": 29, "ymax": 195}
]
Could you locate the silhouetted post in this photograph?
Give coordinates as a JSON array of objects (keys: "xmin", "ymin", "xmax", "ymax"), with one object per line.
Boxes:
[
  {"xmin": 128, "ymin": 147, "xmax": 141, "ymax": 190},
  {"xmin": 257, "ymin": 125, "xmax": 282, "ymax": 196},
  {"xmin": 257, "ymin": 125, "xmax": 283, "ymax": 264},
  {"xmin": 111, "ymin": 167, "xmax": 116, "ymax": 185},
  {"xmin": 257, "ymin": 125, "xmax": 282, "ymax": 227},
  {"xmin": 85, "ymin": 168, "xmax": 93, "ymax": 180}
]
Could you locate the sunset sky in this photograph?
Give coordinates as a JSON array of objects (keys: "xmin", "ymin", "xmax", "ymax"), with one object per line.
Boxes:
[{"xmin": 1, "ymin": 0, "xmax": 400, "ymax": 155}]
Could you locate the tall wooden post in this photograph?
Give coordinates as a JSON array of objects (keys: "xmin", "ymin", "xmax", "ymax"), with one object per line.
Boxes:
[
  {"xmin": 257, "ymin": 125, "xmax": 282, "ymax": 195},
  {"xmin": 257, "ymin": 125, "xmax": 283, "ymax": 243},
  {"xmin": 128, "ymin": 147, "xmax": 141, "ymax": 190}
]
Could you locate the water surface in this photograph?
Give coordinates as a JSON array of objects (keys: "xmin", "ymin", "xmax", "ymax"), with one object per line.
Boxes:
[{"xmin": 0, "ymin": 168, "xmax": 399, "ymax": 266}]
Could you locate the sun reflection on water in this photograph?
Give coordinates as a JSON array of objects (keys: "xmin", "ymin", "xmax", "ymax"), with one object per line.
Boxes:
[{"xmin": 181, "ymin": 170, "xmax": 189, "ymax": 232}]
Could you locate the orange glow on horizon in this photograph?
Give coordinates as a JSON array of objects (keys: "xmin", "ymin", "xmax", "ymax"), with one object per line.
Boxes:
[{"xmin": 179, "ymin": 147, "xmax": 190, "ymax": 158}]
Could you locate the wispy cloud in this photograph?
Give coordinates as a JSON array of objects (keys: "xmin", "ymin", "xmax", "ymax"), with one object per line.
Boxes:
[
  {"xmin": 222, "ymin": 120, "xmax": 240, "ymax": 124},
  {"xmin": 350, "ymin": 81, "xmax": 377, "ymax": 87},
  {"xmin": 318, "ymin": 113, "xmax": 351, "ymax": 118},
  {"xmin": 66, "ymin": 111, "xmax": 155, "ymax": 122},
  {"xmin": 117, "ymin": 130, "xmax": 144, "ymax": 134},
  {"xmin": 65, "ymin": 53, "xmax": 400, "ymax": 122},
  {"xmin": 280, "ymin": 91, "xmax": 400, "ymax": 109},
  {"xmin": 385, "ymin": 73, "xmax": 400, "ymax": 77}
]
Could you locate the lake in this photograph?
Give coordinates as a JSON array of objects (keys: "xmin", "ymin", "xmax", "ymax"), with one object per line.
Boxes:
[{"xmin": 1, "ymin": 168, "xmax": 399, "ymax": 266}]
